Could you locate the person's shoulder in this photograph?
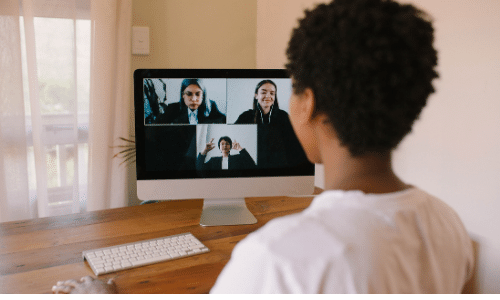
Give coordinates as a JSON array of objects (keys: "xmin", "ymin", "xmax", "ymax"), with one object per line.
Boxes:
[
  {"xmin": 206, "ymin": 100, "xmax": 226, "ymax": 120},
  {"xmin": 265, "ymin": 107, "xmax": 290, "ymax": 126},
  {"xmin": 165, "ymin": 102, "xmax": 181, "ymax": 111},
  {"xmin": 234, "ymin": 109, "xmax": 255, "ymax": 124},
  {"xmin": 208, "ymin": 100, "xmax": 224, "ymax": 112},
  {"xmin": 207, "ymin": 99, "xmax": 218, "ymax": 106},
  {"xmin": 241, "ymin": 189, "xmax": 432, "ymax": 255},
  {"xmin": 162, "ymin": 102, "xmax": 182, "ymax": 117},
  {"xmin": 240, "ymin": 109, "xmax": 254, "ymax": 115},
  {"xmin": 155, "ymin": 102, "xmax": 182, "ymax": 124},
  {"xmin": 236, "ymin": 148, "xmax": 250, "ymax": 155},
  {"xmin": 274, "ymin": 108, "xmax": 290, "ymax": 121},
  {"xmin": 409, "ymin": 188, "xmax": 470, "ymax": 234},
  {"xmin": 398, "ymin": 187, "xmax": 460, "ymax": 216},
  {"xmin": 207, "ymin": 156, "xmax": 223, "ymax": 165},
  {"xmin": 238, "ymin": 109, "xmax": 254, "ymax": 118},
  {"xmin": 275, "ymin": 108, "xmax": 289, "ymax": 116},
  {"xmin": 241, "ymin": 206, "xmax": 347, "ymax": 260}
]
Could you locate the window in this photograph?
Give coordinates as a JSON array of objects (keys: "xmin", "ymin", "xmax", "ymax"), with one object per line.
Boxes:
[{"xmin": 20, "ymin": 1, "xmax": 91, "ymax": 217}]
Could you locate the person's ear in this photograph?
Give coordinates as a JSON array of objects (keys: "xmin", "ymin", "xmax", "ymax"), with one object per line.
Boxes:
[{"xmin": 301, "ymin": 88, "xmax": 316, "ymax": 122}]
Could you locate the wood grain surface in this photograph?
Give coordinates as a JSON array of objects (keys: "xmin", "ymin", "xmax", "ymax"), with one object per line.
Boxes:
[{"xmin": 0, "ymin": 192, "xmax": 318, "ymax": 294}]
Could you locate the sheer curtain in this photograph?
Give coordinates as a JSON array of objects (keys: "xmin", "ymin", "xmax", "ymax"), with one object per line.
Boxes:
[{"xmin": 0, "ymin": 0, "xmax": 132, "ymax": 222}]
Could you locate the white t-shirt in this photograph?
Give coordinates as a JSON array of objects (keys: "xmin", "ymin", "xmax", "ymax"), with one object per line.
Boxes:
[{"xmin": 210, "ymin": 187, "xmax": 474, "ymax": 293}]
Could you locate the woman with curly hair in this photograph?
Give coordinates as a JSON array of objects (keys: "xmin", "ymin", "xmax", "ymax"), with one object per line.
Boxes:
[
  {"xmin": 212, "ymin": 0, "xmax": 473, "ymax": 293},
  {"xmin": 53, "ymin": 0, "xmax": 473, "ymax": 294}
]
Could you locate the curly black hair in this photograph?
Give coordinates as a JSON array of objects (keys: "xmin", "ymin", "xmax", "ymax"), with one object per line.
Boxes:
[{"xmin": 286, "ymin": 0, "xmax": 438, "ymax": 156}]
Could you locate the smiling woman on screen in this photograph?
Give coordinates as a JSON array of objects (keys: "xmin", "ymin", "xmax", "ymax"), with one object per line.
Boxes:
[{"xmin": 234, "ymin": 80, "xmax": 290, "ymax": 125}]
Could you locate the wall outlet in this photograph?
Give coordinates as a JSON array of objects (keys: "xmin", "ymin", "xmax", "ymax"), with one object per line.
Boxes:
[{"xmin": 132, "ymin": 26, "xmax": 149, "ymax": 55}]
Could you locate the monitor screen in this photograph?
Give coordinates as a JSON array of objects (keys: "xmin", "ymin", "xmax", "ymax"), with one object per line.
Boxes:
[{"xmin": 134, "ymin": 69, "xmax": 315, "ymax": 226}]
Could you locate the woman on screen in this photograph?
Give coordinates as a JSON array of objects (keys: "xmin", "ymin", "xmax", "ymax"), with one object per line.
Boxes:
[
  {"xmin": 234, "ymin": 80, "xmax": 290, "ymax": 125},
  {"xmin": 157, "ymin": 79, "xmax": 226, "ymax": 124},
  {"xmin": 234, "ymin": 80, "xmax": 308, "ymax": 169}
]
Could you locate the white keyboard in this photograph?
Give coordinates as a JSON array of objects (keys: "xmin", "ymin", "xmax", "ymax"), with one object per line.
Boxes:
[{"xmin": 82, "ymin": 232, "xmax": 209, "ymax": 276}]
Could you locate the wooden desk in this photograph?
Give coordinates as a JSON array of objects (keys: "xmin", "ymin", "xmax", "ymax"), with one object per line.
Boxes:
[{"xmin": 0, "ymin": 192, "xmax": 318, "ymax": 294}]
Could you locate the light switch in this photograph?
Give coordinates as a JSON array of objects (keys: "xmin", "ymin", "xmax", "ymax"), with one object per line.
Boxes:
[{"xmin": 132, "ymin": 26, "xmax": 149, "ymax": 55}]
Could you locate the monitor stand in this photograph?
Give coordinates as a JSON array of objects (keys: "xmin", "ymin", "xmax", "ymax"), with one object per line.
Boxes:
[{"xmin": 199, "ymin": 198, "xmax": 257, "ymax": 226}]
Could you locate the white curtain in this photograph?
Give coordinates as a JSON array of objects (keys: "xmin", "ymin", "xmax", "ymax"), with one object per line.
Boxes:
[
  {"xmin": 0, "ymin": 0, "xmax": 132, "ymax": 222},
  {"xmin": 87, "ymin": 0, "xmax": 132, "ymax": 211}
]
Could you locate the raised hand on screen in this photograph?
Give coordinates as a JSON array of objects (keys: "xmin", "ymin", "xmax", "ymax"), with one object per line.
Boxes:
[
  {"xmin": 159, "ymin": 79, "xmax": 167, "ymax": 102},
  {"xmin": 202, "ymin": 138, "xmax": 215, "ymax": 155},
  {"xmin": 233, "ymin": 140, "xmax": 243, "ymax": 152}
]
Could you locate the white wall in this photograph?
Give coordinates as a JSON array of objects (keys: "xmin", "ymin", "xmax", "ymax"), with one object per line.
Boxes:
[
  {"xmin": 132, "ymin": 0, "xmax": 257, "ymax": 69},
  {"xmin": 257, "ymin": 0, "xmax": 500, "ymax": 293}
]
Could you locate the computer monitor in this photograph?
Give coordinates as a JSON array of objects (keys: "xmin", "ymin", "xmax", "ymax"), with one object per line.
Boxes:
[{"xmin": 134, "ymin": 69, "xmax": 315, "ymax": 226}]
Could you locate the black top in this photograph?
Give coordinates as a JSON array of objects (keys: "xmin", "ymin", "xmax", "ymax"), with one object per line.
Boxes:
[
  {"xmin": 196, "ymin": 149, "xmax": 256, "ymax": 171},
  {"xmin": 234, "ymin": 106, "xmax": 309, "ymax": 169},
  {"xmin": 155, "ymin": 100, "xmax": 226, "ymax": 124},
  {"xmin": 234, "ymin": 106, "xmax": 290, "ymax": 125}
]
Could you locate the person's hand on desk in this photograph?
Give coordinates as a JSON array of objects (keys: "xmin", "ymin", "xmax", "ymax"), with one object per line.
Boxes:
[{"xmin": 52, "ymin": 276, "xmax": 117, "ymax": 294}]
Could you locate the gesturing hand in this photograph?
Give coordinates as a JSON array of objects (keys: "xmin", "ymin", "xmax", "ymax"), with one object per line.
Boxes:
[
  {"xmin": 202, "ymin": 138, "xmax": 215, "ymax": 155},
  {"xmin": 159, "ymin": 79, "xmax": 167, "ymax": 102},
  {"xmin": 144, "ymin": 79, "xmax": 158, "ymax": 104},
  {"xmin": 233, "ymin": 140, "xmax": 243, "ymax": 152},
  {"xmin": 52, "ymin": 276, "xmax": 117, "ymax": 294}
]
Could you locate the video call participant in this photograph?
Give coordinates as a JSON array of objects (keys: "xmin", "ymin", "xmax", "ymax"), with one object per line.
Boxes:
[
  {"xmin": 52, "ymin": 0, "xmax": 473, "ymax": 294},
  {"xmin": 234, "ymin": 80, "xmax": 289, "ymax": 125},
  {"xmin": 235, "ymin": 79, "xmax": 309, "ymax": 169},
  {"xmin": 196, "ymin": 136, "xmax": 256, "ymax": 171},
  {"xmin": 156, "ymin": 79, "xmax": 226, "ymax": 124}
]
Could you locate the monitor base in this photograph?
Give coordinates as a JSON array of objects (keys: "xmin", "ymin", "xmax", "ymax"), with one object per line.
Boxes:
[{"xmin": 200, "ymin": 198, "xmax": 257, "ymax": 226}]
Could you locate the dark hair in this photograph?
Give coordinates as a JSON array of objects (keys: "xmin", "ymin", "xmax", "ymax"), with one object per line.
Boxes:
[
  {"xmin": 286, "ymin": 0, "xmax": 439, "ymax": 156},
  {"xmin": 218, "ymin": 136, "xmax": 232, "ymax": 149},
  {"xmin": 179, "ymin": 79, "xmax": 211, "ymax": 116},
  {"xmin": 252, "ymin": 80, "xmax": 280, "ymax": 123}
]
